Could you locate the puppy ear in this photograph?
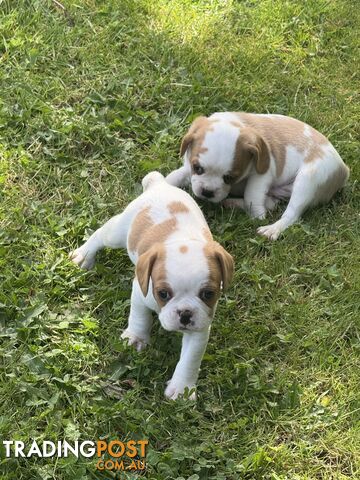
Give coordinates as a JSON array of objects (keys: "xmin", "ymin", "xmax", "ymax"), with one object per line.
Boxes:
[
  {"xmin": 234, "ymin": 129, "xmax": 270, "ymax": 176},
  {"xmin": 249, "ymin": 134, "xmax": 270, "ymax": 174},
  {"xmin": 213, "ymin": 243, "xmax": 234, "ymax": 291},
  {"xmin": 136, "ymin": 246, "xmax": 158, "ymax": 297},
  {"xmin": 180, "ymin": 133, "xmax": 194, "ymax": 157},
  {"xmin": 180, "ymin": 116, "xmax": 208, "ymax": 157}
]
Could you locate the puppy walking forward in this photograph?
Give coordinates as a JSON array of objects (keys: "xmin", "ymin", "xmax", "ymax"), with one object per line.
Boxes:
[
  {"xmin": 167, "ymin": 113, "xmax": 349, "ymax": 240},
  {"xmin": 70, "ymin": 172, "xmax": 234, "ymax": 399}
]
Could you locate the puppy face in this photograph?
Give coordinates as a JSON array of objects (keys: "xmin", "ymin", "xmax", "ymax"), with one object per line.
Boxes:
[
  {"xmin": 181, "ymin": 116, "xmax": 270, "ymax": 202},
  {"xmin": 136, "ymin": 241, "xmax": 234, "ymax": 332}
]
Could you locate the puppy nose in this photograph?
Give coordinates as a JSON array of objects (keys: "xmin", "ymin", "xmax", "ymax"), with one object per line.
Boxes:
[
  {"xmin": 201, "ymin": 188, "xmax": 214, "ymax": 199},
  {"xmin": 178, "ymin": 310, "xmax": 192, "ymax": 326}
]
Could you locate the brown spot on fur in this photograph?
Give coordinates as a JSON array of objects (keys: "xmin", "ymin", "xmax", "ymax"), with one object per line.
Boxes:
[
  {"xmin": 168, "ymin": 201, "xmax": 189, "ymax": 214},
  {"xmin": 234, "ymin": 113, "xmax": 329, "ymax": 176},
  {"xmin": 304, "ymin": 145, "xmax": 324, "ymax": 163},
  {"xmin": 179, "ymin": 245, "xmax": 188, "ymax": 253},
  {"xmin": 180, "ymin": 116, "xmax": 218, "ymax": 169},
  {"xmin": 128, "ymin": 206, "xmax": 153, "ymax": 253},
  {"xmin": 139, "ymin": 219, "xmax": 176, "ymax": 255}
]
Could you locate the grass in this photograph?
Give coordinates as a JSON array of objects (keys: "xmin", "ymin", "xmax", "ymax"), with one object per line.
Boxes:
[{"xmin": 0, "ymin": 0, "xmax": 359, "ymax": 478}]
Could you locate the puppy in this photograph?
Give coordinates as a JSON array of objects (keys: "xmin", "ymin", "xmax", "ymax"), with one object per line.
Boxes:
[
  {"xmin": 70, "ymin": 172, "xmax": 234, "ymax": 400},
  {"xmin": 166, "ymin": 112, "xmax": 349, "ymax": 240}
]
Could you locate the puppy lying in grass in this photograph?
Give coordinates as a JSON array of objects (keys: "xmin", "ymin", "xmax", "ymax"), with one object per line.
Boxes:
[
  {"xmin": 167, "ymin": 112, "xmax": 349, "ymax": 240},
  {"xmin": 70, "ymin": 172, "xmax": 234, "ymax": 400}
]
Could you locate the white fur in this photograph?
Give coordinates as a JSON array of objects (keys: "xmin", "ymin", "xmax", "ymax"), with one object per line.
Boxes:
[
  {"xmin": 166, "ymin": 113, "xmax": 349, "ymax": 240},
  {"xmin": 70, "ymin": 172, "xmax": 220, "ymax": 400}
]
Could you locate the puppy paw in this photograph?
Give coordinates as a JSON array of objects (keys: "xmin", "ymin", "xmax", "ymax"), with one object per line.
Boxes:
[
  {"xmin": 165, "ymin": 380, "xmax": 196, "ymax": 401},
  {"xmin": 257, "ymin": 222, "xmax": 283, "ymax": 241},
  {"xmin": 222, "ymin": 198, "xmax": 245, "ymax": 210},
  {"xmin": 251, "ymin": 211, "xmax": 266, "ymax": 220},
  {"xmin": 69, "ymin": 248, "xmax": 95, "ymax": 270},
  {"xmin": 121, "ymin": 329, "xmax": 148, "ymax": 352}
]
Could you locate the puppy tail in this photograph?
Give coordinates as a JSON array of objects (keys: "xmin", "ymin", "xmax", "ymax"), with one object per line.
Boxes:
[{"xmin": 142, "ymin": 171, "xmax": 165, "ymax": 191}]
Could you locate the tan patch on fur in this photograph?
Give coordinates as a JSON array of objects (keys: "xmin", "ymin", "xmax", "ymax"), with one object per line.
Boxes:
[
  {"xmin": 180, "ymin": 116, "xmax": 218, "ymax": 169},
  {"xmin": 179, "ymin": 245, "xmax": 188, "ymax": 253},
  {"xmin": 235, "ymin": 113, "xmax": 329, "ymax": 176},
  {"xmin": 129, "ymin": 206, "xmax": 177, "ymax": 297},
  {"xmin": 128, "ymin": 206, "xmax": 154, "ymax": 253},
  {"xmin": 137, "ymin": 219, "xmax": 176, "ymax": 256},
  {"xmin": 168, "ymin": 201, "xmax": 189, "ymax": 214},
  {"xmin": 304, "ymin": 145, "xmax": 325, "ymax": 163},
  {"xmin": 130, "ymin": 201, "xmax": 189, "ymax": 260}
]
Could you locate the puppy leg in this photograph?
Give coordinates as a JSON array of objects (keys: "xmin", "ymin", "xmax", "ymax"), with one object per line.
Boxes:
[
  {"xmin": 257, "ymin": 169, "xmax": 317, "ymax": 240},
  {"xmin": 70, "ymin": 211, "xmax": 131, "ymax": 269},
  {"xmin": 244, "ymin": 174, "xmax": 272, "ymax": 219},
  {"xmin": 121, "ymin": 280, "xmax": 152, "ymax": 351},
  {"xmin": 165, "ymin": 166, "xmax": 191, "ymax": 187},
  {"xmin": 165, "ymin": 329, "xmax": 210, "ymax": 400}
]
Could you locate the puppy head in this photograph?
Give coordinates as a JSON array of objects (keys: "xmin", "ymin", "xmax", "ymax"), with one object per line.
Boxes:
[
  {"xmin": 181, "ymin": 116, "xmax": 270, "ymax": 202},
  {"xmin": 136, "ymin": 240, "xmax": 234, "ymax": 332}
]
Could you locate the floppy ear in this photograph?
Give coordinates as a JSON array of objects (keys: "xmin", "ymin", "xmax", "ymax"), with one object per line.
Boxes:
[
  {"xmin": 213, "ymin": 243, "xmax": 234, "ymax": 290},
  {"xmin": 180, "ymin": 116, "xmax": 208, "ymax": 157},
  {"xmin": 234, "ymin": 129, "xmax": 270, "ymax": 176},
  {"xmin": 136, "ymin": 246, "xmax": 158, "ymax": 297},
  {"xmin": 249, "ymin": 134, "xmax": 270, "ymax": 174},
  {"xmin": 180, "ymin": 133, "xmax": 194, "ymax": 157}
]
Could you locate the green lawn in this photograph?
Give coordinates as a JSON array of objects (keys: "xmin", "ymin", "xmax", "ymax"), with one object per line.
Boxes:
[{"xmin": 0, "ymin": 1, "xmax": 359, "ymax": 479}]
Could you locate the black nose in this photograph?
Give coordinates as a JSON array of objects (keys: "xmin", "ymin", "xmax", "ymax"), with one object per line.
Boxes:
[
  {"xmin": 201, "ymin": 188, "xmax": 214, "ymax": 199},
  {"xmin": 179, "ymin": 310, "xmax": 192, "ymax": 326}
]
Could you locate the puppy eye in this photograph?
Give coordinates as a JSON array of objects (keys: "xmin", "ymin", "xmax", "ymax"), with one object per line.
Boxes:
[
  {"xmin": 223, "ymin": 174, "xmax": 233, "ymax": 185},
  {"xmin": 158, "ymin": 290, "xmax": 172, "ymax": 302},
  {"xmin": 199, "ymin": 289, "xmax": 215, "ymax": 301},
  {"xmin": 193, "ymin": 164, "xmax": 204, "ymax": 175}
]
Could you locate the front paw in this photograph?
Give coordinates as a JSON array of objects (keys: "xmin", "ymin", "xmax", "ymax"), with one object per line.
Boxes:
[
  {"xmin": 69, "ymin": 247, "xmax": 95, "ymax": 270},
  {"xmin": 121, "ymin": 329, "xmax": 149, "ymax": 352},
  {"xmin": 257, "ymin": 222, "xmax": 282, "ymax": 241},
  {"xmin": 165, "ymin": 380, "xmax": 196, "ymax": 400}
]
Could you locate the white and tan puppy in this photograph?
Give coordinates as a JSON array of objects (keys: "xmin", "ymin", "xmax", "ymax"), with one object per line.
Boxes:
[
  {"xmin": 166, "ymin": 112, "xmax": 349, "ymax": 240},
  {"xmin": 70, "ymin": 172, "xmax": 234, "ymax": 400}
]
